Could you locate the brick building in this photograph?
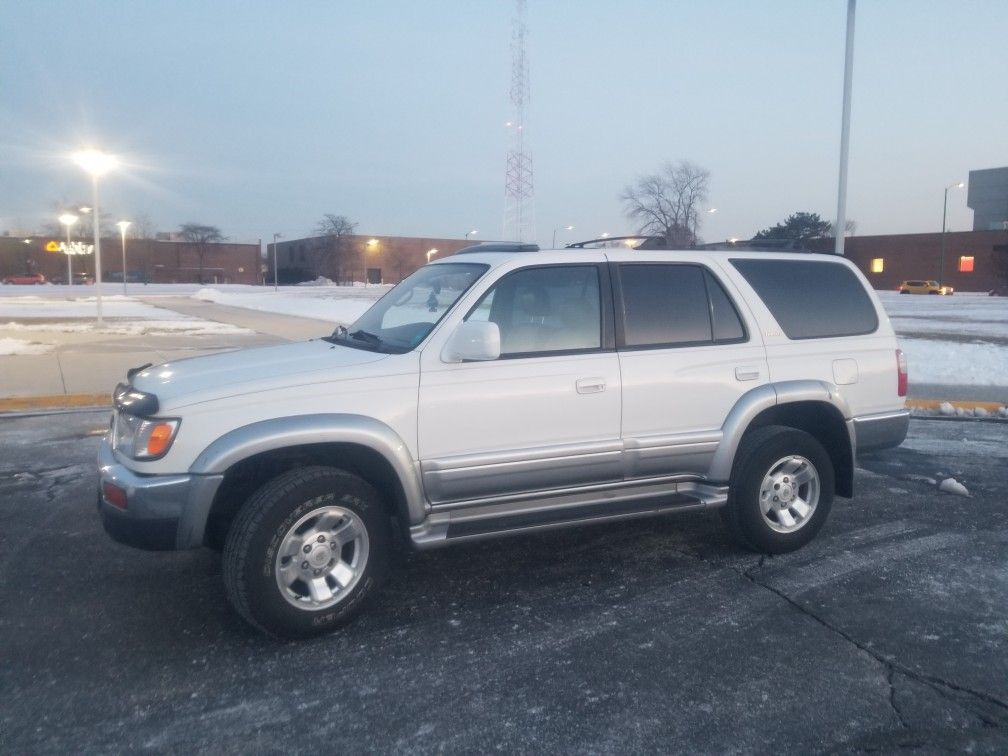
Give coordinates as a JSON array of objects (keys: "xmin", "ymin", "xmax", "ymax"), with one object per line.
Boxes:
[
  {"xmin": 0, "ymin": 235, "xmax": 262, "ymax": 285},
  {"xmin": 807, "ymin": 230, "xmax": 1008, "ymax": 293},
  {"xmin": 268, "ymin": 234, "xmax": 477, "ymax": 285}
]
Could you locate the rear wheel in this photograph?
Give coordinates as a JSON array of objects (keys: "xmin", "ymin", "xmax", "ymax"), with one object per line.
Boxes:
[
  {"xmin": 223, "ymin": 466, "xmax": 389, "ymax": 638},
  {"xmin": 721, "ymin": 426, "xmax": 834, "ymax": 554}
]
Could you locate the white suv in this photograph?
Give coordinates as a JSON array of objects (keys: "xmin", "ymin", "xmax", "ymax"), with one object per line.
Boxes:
[{"xmin": 98, "ymin": 244, "xmax": 909, "ymax": 637}]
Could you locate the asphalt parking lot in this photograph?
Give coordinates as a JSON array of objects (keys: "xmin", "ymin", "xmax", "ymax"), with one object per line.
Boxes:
[{"xmin": 1, "ymin": 413, "xmax": 1006, "ymax": 754}]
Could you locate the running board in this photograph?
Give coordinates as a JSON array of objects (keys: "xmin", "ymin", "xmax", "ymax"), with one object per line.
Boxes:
[{"xmin": 409, "ymin": 480, "xmax": 728, "ymax": 549}]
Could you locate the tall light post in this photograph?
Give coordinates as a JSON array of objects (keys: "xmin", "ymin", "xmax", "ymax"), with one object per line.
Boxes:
[
  {"xmin": 427, "ymin": 248, "xmax": 438, "ymax": 263},
  {"xmin": 73, "ymin": 149, "xmax": 117, "ymax": 325},
  {"xmin": 116, "ymin": 221, "xmax": 131, "ymax": 294},
  {"xmin": 465, "ymin": 229, "xmax": 478, "ymax": 240},
  {"xmin": 939, "ymin": 181, "xmax": 965, "ymax": 286},
  {"xmin": 834, "ymin": 0, "xmax": 856, "ymax": 256},
  {"xmin": 552, "ymin": 224, "xmax": 574, "ymax": 248},
  {"xmin": 272, "ymin": 233, "xmax": 281, "ymax": 291},
  {"xmin": 58, "ymin": 213, "xmax": 78, "ymax": 285}
]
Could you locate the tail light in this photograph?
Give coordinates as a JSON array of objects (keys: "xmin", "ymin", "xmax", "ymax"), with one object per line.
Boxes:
[{"xmin": 896, "ymin": 349, "xmax": 908, "ymax": 397}]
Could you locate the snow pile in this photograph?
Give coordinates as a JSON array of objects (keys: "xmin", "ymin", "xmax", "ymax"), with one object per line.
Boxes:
[
  {"xmin": 939, "ymin": 402, "xmax": 955, "ymax": 416},
  {"xmin": 2, "ymin": 320, "xmax": 251, "ymax": 336},
  {"xmin": 0, "ymin": 295, "xmax": 186, "ymax": 320},
  {"xmin": 296, "ymin": 277, "xmax": 336, "ymax": 286},
  {"xmin": 192, "ymin": 285, "xmax": 388, "ymax": 324},
  {"xmin": 0, "ymin": 338, "xmax": 51, "ymax": 356},
  {"xmin": 938, "ymin": 477, "xmax": 970, "ymax": 497}
]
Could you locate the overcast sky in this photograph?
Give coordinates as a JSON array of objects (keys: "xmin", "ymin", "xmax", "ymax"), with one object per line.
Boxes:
[{"xmin": 3, "ymin": 0, "xmax": 1006, "ymax": 246}]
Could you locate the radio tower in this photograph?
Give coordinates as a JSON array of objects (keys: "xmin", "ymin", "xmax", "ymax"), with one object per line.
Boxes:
[{"xmin": 504, "ymin": 0, "xmax": 535, "ymax": 242}]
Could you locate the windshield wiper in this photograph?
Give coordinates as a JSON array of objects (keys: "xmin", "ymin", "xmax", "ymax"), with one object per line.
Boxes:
[{"xmin": 349, "ymin": 329, "xmax": 382, "ymax": 346}]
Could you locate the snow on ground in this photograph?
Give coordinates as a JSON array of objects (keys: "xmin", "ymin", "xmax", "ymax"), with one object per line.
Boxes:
[
  {"xmin": 0, "ymin": 294, "xmax": 189, "ymax": 320},
  {"xmin": 0, "ymin": 338, "xmax": 50, "ymax": 356},
  {"xmin": 2, "ymin": 320, "xmax": 250, "ymax": 337},
  {"xmin": 191, "ymin": 285, "xmax": 390, "ymax": 324},
  {"xmin": 0, "ymin": 293, "xmax": 251, "ymax": 335}
]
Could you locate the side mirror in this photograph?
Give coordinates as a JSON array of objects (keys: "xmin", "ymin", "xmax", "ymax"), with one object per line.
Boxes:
[{"xmin": 442, "ymin": 321, "xmax": 501, "ymax": 363}]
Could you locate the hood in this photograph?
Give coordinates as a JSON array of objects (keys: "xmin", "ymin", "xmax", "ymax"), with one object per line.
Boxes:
[{"xmin": 130, "ymin": 340, "xmax": 392, "ymax": 410}]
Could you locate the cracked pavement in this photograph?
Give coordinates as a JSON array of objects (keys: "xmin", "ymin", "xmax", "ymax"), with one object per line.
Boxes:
[{"xmin": 1, "ymin": 413, "xmax": 1006, "ymax": 753}]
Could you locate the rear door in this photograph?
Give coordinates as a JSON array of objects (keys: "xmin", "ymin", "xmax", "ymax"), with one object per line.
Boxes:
[{"xmin": 610, "ymin": 253, "xmax": 769, "ymax": 480}]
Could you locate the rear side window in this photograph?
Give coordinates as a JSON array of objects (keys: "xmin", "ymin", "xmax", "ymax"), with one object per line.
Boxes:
[
  {"xmin": 731, "ymin": 259, "xmax": 878, "ymax": 339},
  {"xmin": 617, "ymin": 264, "xmax": 746, "ymax": 348}
]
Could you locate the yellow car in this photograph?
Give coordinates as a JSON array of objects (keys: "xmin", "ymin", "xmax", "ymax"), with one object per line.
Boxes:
[{"xmin": 898, "ymin": 279, "xmax": 953, "ymax": 295}]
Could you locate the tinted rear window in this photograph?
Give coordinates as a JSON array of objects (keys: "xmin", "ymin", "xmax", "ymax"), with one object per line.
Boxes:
[
  {"xmin": 730, "ymin": 259, "xmax": 878, "ymax": 339},
  {"xmin": 619, "ymin": 264, "xmax": 711, "ymax": 346}
]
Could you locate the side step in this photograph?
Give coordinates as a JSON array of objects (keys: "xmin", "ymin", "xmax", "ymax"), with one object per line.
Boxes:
[{"xmin": 410, "ymin": 479, "xmax": 728, "ymax": 549}]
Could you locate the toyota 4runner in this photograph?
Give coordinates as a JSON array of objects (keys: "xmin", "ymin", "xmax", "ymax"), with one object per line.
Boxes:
[{"xmin": 98, "ymin": 245, "xmax": 909, "ymax": 637}]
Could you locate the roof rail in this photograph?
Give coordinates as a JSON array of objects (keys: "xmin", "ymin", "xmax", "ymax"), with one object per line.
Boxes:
[
  {"xmin": 696, "ymin": 238, "xmax": 812, "ymax": 252},
  {"xmin": 454, "ymin": 242, "xmax": 540, "ymax": 255},
  {"xmin": 564, "ymin": 235, "xmax": 669, "ymax": 249}
]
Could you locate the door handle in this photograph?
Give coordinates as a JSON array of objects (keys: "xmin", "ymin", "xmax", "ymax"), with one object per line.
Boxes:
[
  {"xmin": 735, "ymin": 367, "xmax": 760, "ymax": 381},
  {"xmin": 576, "ymin": 378, "xmax": 606, "ymax": 394}
]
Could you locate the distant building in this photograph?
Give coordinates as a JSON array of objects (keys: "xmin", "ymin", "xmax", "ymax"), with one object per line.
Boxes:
[
  {"xmin": 268, "ymin": 234, "xmax": 478, "ymax": 285},
  {"xmin": 807, "ymin": 229, "xmax": 1008, "ymax": 292},
  {"xmin": 967, "ymin": 167, "xmax": 1008, "ymax": 231},
  {"xmin": 0, "ymin": 236, "xmax": 261, "ymax": 285}
]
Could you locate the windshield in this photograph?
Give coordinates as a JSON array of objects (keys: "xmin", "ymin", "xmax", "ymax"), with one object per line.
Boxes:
[{"xmin": 328, "ymin": 262, "xmax": 489, "ymax": 353}]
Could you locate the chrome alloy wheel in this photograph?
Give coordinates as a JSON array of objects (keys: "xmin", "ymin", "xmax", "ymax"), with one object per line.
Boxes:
[
  {"xmin": 274, "ymin": 505, "xmax": 370, "ymax": 610},
  {"xmin": 758, "ymin": 455, "xmax": 820, "ymax": 533}
]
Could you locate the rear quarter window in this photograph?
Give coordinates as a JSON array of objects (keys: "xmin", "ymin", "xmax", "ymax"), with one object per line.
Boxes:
[{"xmin": 730, "ymin": 258, "xmax": 878, "ymax": 339}]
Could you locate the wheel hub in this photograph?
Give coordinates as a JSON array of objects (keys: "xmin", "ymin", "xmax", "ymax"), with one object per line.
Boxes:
[{"xmin": 758, "ymin": 455, "xmax": 821, "ymax": 534}]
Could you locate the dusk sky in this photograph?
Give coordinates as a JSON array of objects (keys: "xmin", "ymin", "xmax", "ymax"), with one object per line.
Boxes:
[{"xmin": 3, "ymin": 0, "xmax": 1006, "ymax": 246}]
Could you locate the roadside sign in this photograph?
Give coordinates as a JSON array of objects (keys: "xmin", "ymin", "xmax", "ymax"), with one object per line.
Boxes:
[{"xmin": 45, "ymin": 241, "xmax": 60, "ymax": 253}]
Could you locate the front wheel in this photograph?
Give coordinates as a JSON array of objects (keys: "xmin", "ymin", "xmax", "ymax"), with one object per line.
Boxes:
[
  {"xmin": 223, "ymin": 466, "xmax": 390, "ymax": 638},
  {"xmin": 721, "ymin": 426, "xmax": 834, "ymax": 554}
]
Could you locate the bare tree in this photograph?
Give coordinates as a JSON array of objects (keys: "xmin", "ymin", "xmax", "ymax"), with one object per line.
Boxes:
[
  {"xmin": 312, "ymin": 214, "xmax": 357, "ymax": 282},
  {"xmin": 621, "ymin": 161, "xmax": 711, "ymax": 247},
  {"xmin": 178, "ymin": 223, "xmax": 226, "ymax": 283},
  {"xmin": 130, "ymin": 213, "xmax": 158, "ymax": 239}
]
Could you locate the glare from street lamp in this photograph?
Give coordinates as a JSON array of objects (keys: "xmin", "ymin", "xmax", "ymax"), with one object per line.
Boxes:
[
  {"xmin": 59, "ymin": 213, "xmax": 79, "ymax": 227},
  {"xmin": 73, "ymin": 149, "xmax": 118, "ymax": 177},
  {"xmin": 427, "ymin": 248, "xmax": 438, "ymax": 262},
  {"xmin": 600, "ymin": 232, "xmax": 610, "ymax": 238},
  {"xmin": 706, "ymin": 208, "xmax": 718, "ymax": 214},
  {"xmin": 79, "ymin": 206, "xmax": 92, "ymax": 214},
  {"xmin": 116, "ymin": 220, "xmax": 131, "ymax": 233},
  {"xmin": 367, "ymin": 238, "xmax": 379, "ymax": 247}
]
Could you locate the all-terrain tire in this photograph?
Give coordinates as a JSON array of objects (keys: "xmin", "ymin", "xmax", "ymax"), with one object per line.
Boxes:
[
  {"xmin": 223, "ymin": 466, "xmax": 390, "ymax": 639},
  {"xmin": 721, "ymin": 425, "xmax": 834, "ymax": 554}
]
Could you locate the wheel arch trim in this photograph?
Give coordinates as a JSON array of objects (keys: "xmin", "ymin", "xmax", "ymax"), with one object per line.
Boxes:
[
  {"xmin": 709, "ymin": 380, "xmax": 854, "ymax": 482},
  {"xmin": 188, "ymin": 414, "xmax": 426, "ymax": 525}
]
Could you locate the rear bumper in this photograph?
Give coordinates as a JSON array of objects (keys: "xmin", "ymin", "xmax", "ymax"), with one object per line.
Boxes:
[
  {"xmin": 853, "ymin": 410, "xmax": 910, "ymax": 454},
  {"xmin": 97, "ymin": 438, "xmax": 222, "ymax": 550}
]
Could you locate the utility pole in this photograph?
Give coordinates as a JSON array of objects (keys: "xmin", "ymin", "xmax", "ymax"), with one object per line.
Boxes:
[{"xmin": 503, "ymin": 0, "xmax": 535, "ymax": 242}]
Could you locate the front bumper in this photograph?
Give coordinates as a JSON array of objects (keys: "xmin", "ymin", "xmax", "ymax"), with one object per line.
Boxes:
[
  {"xmin": 98, "ymin": 438, "xmax": 223, "ymax": 550},
  {"xmin": 853, "ymin": 410, "xmax": 910, "ymax": 455}
]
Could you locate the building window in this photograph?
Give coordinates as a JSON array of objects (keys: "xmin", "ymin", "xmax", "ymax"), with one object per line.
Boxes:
[
  {"xmin": 958, "ymin": 256, "xmax": 974, "ymax": 273},
  {"xmin": 870, "ymin": 258, "xmax": 884, "ymax": 273}
]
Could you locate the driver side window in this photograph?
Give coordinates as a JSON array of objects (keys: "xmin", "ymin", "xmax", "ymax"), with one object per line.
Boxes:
[{"xmin": 465, "ymin": 265, "xmax": 601, "ymax": 357}]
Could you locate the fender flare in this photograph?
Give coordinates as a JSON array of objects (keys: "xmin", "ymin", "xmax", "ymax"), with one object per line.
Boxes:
[
  {"xmin": 184, "ymin": 414, "xmax": 427, "ymax": 536},
  {"xmin": 708, "ymin": 380, "xmax": 854, "ymax": 482}
]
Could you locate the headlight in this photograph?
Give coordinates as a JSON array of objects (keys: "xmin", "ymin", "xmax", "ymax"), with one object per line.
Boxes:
[{"xmin": 114, "ymin": 412, "xmax": 180, "ymax": 460}]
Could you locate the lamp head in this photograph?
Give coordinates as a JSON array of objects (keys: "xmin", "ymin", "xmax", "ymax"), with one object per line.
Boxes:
[
  {"xmin": 116, "ymin": 220, "xmax": 131, "ymax": 233},
  {"xmin": 59, "ymin": 213, "xmax": 79, "ymax": 227},
  {"xmin": 73, "ymin": 149, "xmax": 117, "ymax": 177}
]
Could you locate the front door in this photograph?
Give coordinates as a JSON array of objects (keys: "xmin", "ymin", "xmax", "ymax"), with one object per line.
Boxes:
[{"xmin": 418, "ymin": 263, "xmax": 622, "ymax": 505}]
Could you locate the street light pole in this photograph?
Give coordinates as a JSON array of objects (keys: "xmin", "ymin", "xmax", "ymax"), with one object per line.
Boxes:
[
  {"xmin": 272, "ymin": 233, "xmax": 281, "ymax": 292},
  {"xmin": 552, "ymin": 224, "xmax": 574, "ymax": 248},
  {"xmin": 116, "ymin": 221, "xmax": 131, "ymax": 295},
  {"xmin": 73, "ymin": 149, "xmax": 117, "ymax": 326},
  {"xmin": 834, "ymin": 0, "xmax": 856, "ymax": 256},
  {"xmin": 58, "ymin": 213, "xmax": 78, "ymax": 285},
  {"xmin": 939, "ymin": 181, "xmax": 965, "ymax": 286},
  {"xmin": 465, "ymin": 229, "xmax": 478, "ymax": 240}
]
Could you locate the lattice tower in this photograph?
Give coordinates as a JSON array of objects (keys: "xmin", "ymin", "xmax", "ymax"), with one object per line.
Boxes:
[{"xmin": 503, "ymin": 0, "xmax": 535, "ymax": 242}]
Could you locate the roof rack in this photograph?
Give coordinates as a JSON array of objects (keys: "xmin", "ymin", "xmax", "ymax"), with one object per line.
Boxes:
[
  {"xmin": 564, "ymin": 235, "xmax": 668, "ymax": 249},
  {"xmin": 696, "ymin": 238, "xmax": 812, "ymax": 252},
  {"xmin": 454, "ymin": 242, "xmax": 540, "ymax": 255}
]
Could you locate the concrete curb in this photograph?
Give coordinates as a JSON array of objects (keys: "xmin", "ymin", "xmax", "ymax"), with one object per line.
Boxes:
[{"xmin": 0, "ymin": 394, "xmax": 110, "ymax": 414}]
